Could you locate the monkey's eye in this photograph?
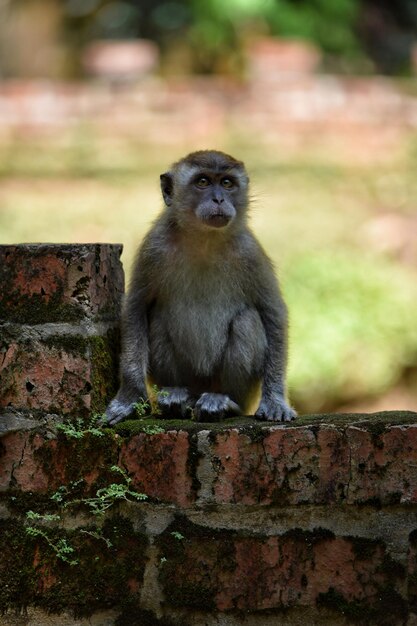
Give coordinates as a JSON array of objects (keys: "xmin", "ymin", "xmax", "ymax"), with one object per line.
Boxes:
[
  {"xmin": 221, "ymin": 178, "xmax": 234, "ymax": 189},
  {"xmin": 195, "ymin": 177, "xmax": 210, "ymax": 189}
]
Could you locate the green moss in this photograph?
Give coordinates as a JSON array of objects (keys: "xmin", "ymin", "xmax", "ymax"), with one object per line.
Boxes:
[
  {"xmin": 317, "ymin": 586, "xmax": 408, "ymax": 625},
  {"xmin": 0, "ymin": 519, "xmax": 38, "ymax": 613},
  {"xmin": 187, "ymin": 433, "xmax": 202, "ymax": 494},
  {"xmin": 317, "ymin": 587, "xmax": 370, "ymax": 622},
  {"xmin": 111, "ymin": 410, "xmax": 417, "ymax": 438},
  {"xmin": 293, "ymin": 410, "xmax": 417, "ymax": 430},
  {"xmin": 317, "ymin": 537, "xmax": 407, "ymax": 624},
  {"xmin": 43, "ymin": 330, "xmax": 120, "ymax": 416},
  {"xmin": 43, "ymin": 334, "xmax": 88, "ymax": 355},
  {"xmin": 0, "ymin": 263, "xmax": 83, "ymax": 324},
  {"xmin": 1, "ymin": 491, "xmax": 59, "ymax": 516},
  {"xmin": 33, "ymin": 427, "xmax": 119, "ymax": 494},
  {"xmin": 349, "ymin": 536, "xmax": 383, "ymax": 561},
  {"xmin": 0, "ymin": 515, "xmax": 148, "ymax": 618},
  {"xmin": 157, "ymin": 516, "xmax": 236, "ymax": 611},
  {"xmin": 90, "ymin": 329, "xmax": 120, "ymax": 414}
]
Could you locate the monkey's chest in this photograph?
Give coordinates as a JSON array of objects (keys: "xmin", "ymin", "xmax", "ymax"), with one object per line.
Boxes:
[{"xmin": 150, "ymin": 293, "xmax": 242, "ymax": 375}]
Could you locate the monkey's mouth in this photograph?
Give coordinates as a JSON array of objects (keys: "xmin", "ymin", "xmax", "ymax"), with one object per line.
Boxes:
[{"xmin": 203, "ymin": 213, "xmax": 231, "ymax": 228}]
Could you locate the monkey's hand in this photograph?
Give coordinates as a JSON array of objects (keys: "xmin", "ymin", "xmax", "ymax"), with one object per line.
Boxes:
[
  {"xmin": 195, "ymin": 393, "xmax": 241, "ymax": 422},
  {"xmin": 255, "ymin": 396, "xmax": 297, "ymax": 422},
  {"xmin": 157, "ymin": 387, "xmax": 195, "ymax": 419},
  {"xmin": 106, "ymin": 392, "xmax": 150, "ymax": 426}
]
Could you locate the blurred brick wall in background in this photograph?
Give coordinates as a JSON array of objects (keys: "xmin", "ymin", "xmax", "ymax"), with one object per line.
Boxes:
[{"xmin": 0, "ymin": 74, "xmax": 416, "ymax": 163}]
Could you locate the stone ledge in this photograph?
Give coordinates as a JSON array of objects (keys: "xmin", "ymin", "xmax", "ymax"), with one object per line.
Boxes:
[
  {"xmin": 1, "ymin": 410, "xmax": 417, "ymax": 625},
  {"xmin": 1, "ymin": 410, "xmax": 416, "ymax": 508}
]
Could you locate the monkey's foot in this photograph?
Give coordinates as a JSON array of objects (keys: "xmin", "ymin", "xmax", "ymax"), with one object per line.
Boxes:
[
  {"xmin": 157, "ymin": 387, "xmax": 195, "ymax": 419},
  {"xmin": 255, "ymin": 396, "xmax": 297, "ymax": 422},
  {"xmin": 195, "ymin": 393, "xmax": 241, "ymax": 422},
  {"xmin": 105, "ymin": 398, "xmax": 139, "ymax": 426}
]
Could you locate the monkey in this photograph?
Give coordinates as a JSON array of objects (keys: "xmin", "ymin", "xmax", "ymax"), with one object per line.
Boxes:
[{"xmin": 106, "ymin": 150, "xmax": 296, "ymax": 425}]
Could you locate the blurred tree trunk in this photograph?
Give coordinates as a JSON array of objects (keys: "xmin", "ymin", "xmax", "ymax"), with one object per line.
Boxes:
[{"xmin": 0, "ymin": 0, "xmax": 65, "ymax": 78}]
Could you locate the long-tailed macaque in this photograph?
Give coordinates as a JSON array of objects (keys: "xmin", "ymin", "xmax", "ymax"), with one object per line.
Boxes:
[{"xmin": 106, "ymin": 150, "xmax": 296, "ymax": 424}]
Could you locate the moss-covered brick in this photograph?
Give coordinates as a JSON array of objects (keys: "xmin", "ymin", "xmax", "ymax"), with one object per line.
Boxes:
[
  {"xmin": 0, "ymin": 516, "xmax": 148, "ymax": 619},
  {"xmin": 157, "ymin": 517, "xmax": 236, "ymax": 611},
  {"xmin": 0, "ymin": 328, "xmax": 120, "ymax": 416},
  {"xmin": 157, "ymin": 519, "xmax": 407, "ymax": 617},
  {"xmin": 112, "ymin": 410, "xmax": 417, "ymax": 437},
  {"xmin": 0, "ymin": 244, "xmax": 124, "ymax": 324}
]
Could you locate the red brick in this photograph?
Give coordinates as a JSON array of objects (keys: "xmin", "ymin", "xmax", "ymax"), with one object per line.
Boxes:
[
  {"xmin": 0, "ymin": 243, "xmax": 124, "ymax": 324},
  {"xmin": 208, "ymin": 423, "xmax": 417, "ymax": 507},
  {"xmin": 0, "ymin": 429, "xmax": 121, "ymax": 494},
  {"xmin": 2, "ymin": 421, "xmax": 417, "ymax": 509},
  {"xmin": 120, "ymin": 431, "xmax": 194, "ymax": 507},
  {"xmin": 347, "ymin": 425, "xmax": 417, "ymax": 505},
  {"xmin": 0, "ymin": 330, "xmax": 119, "ymax": 415},
  {"xmin": 159, "ymin": 525, "xmax": 405, "ymax": 616},
  {"xmin": 211, "ymin": 426, "xmax": 350, "ymax": 505}
]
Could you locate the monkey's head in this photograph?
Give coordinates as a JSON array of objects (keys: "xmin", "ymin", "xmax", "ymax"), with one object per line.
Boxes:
[{"xmin": 160, "ymin": 150, "xmax": 249, "ymax": 231}]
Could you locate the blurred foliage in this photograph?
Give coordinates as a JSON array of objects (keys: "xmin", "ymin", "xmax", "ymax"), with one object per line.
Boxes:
[
  {"xmin": 1, "ymin": 0, "xmax": 416, "ymax": 77},
  {"xmin": 285, "ymin": 252, "xmax": 417, "ymax": 412},
  {"xmin": 265, "ymin": 0, "xmax": 361, "ymax": 57},
  {"xmin": 57, "ymin": 0, "xmax": 417, "ymax": 75}
]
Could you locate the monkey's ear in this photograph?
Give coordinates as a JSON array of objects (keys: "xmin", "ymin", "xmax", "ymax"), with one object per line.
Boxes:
[{"xmin": 160, "ymin": 172, "xmax": 173, "ymax": 206}]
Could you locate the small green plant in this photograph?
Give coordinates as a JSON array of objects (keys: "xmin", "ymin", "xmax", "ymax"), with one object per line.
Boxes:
[
  {"xmin": 171, "ymin": 531, "xmax": 185, "ymax": 541},
  {"xmin": 56, "ymin": 414, "xmax": 104, "ymax": 439},
  {"xmin": 79, "ymin": 528, "xmax": 113, "ymax": 549},
  {"xmin": 25, "ymin": 512, "xmax": 78, "ymax": 566},
  {"xmin": 24, "ymin": 466, "xmax": 148, "ymax": 566},
  {"xmin": 25, "ymin": 511, "xmax": 60, "ymax": 523},
  {"xmin": 51, "ymin": 466, "xmax": 147, "ymax": 516},
  {"xmin": 133, "ymin": 398, "xmax": 151, "ymax": 417},
  {"xmin": 139, "ymin": 423, "xmax": 165, "ymax": 435}
]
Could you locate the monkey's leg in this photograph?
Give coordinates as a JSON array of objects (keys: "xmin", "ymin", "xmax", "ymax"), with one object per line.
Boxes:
[
  {"xmin": 156, "ymin": 387, "xmax": 196, "ymax": 419},
  {"xmin": 106, "ymin": 297, "xmax": 150, "ymax": 426},
  {"xmin": 106, "ymin": 370, "xmax": 149, "ymax": 426},
  {"xmin": 195, "ymin": 309, "xmax": 266, "ymax": 422}
]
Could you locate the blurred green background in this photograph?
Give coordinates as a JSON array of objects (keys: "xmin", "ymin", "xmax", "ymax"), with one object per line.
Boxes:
[{"xmin": 0, "ymin": 0, "xmax": 417, "ymax": 415}]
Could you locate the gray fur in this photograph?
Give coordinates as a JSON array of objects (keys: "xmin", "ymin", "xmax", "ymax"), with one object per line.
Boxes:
[{"xmin": 106, "ymin": 150, "xmax": 296, "ymax": 425}]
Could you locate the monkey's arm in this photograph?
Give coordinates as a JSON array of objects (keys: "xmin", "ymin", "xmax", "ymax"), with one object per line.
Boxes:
[
  {"xmin": 106, "ymin": 258, "xmax": 151, "ymax": 426},
  {"xmin": 254, "ymin": 262, "xmax": 297, "ymax": 422}
]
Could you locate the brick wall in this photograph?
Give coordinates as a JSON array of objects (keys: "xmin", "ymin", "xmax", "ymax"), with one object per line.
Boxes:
[
  {"xmin": 0, "ymin": 75, "xmax": 416, "ymax": 163},
  {"xmin": 1, "ymin": 244, "xmax": 417, "ymax": 625},
  {"xmin": 0, "ymin": 244, "xmax": 123, "ymax": 416}
]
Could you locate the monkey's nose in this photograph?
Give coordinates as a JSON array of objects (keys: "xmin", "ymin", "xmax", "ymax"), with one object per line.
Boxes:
[{"xmin": 212, "ymin": 196, "xmax": 224, "ymax": 205}]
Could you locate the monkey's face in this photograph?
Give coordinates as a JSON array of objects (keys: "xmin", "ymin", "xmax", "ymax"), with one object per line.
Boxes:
[
  {"xmin": 160, "ymin": 151, "xmax": 249, "ymax": 232},
  {"xmin": 187, "ymin": 172, "xmax": 243, "ymax": 229}
]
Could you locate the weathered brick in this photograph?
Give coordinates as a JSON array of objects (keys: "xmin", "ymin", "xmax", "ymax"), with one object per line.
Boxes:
[
  {"xmin": 120, "ymin": 431, "xmax": 194, "ymax": 506},
  {"xmin": 0, "ymin": 428, "xmax": 120, "ymax": 494},
  {"xmin": 158, "ymin": 521, "xmax": 406, "ymax": 619},
  {"xmin": 0, "ymin": 243, "xmax": 124, "ymax": 324},
  {"xmin": 0, "ymin": 243, "xmax": 123, "ymax": 416},
  {"xmin": 0, "ymin": 516, "xmax": 148, "ymax": 618},
  {"xmin": 210, "ymin": 426, "xmax": 349, "ymax": 506},
  {"xmin": 347, "ymin": 425, "xmax": 417, "ymax": 505},
  {"xmin": 0, "ymin": 329, "xmax": 119, "ymax": 415},
  {"xmin": 3, "ymin": 420, "xmax": 417, "ymax": 509},
  {"xmin": 1, "ymin": 413, "xmax": 417, "ymax": 623},
  {"xmin": 209, "ymin": 422, "xmax": 417, "ymax": 507}
]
